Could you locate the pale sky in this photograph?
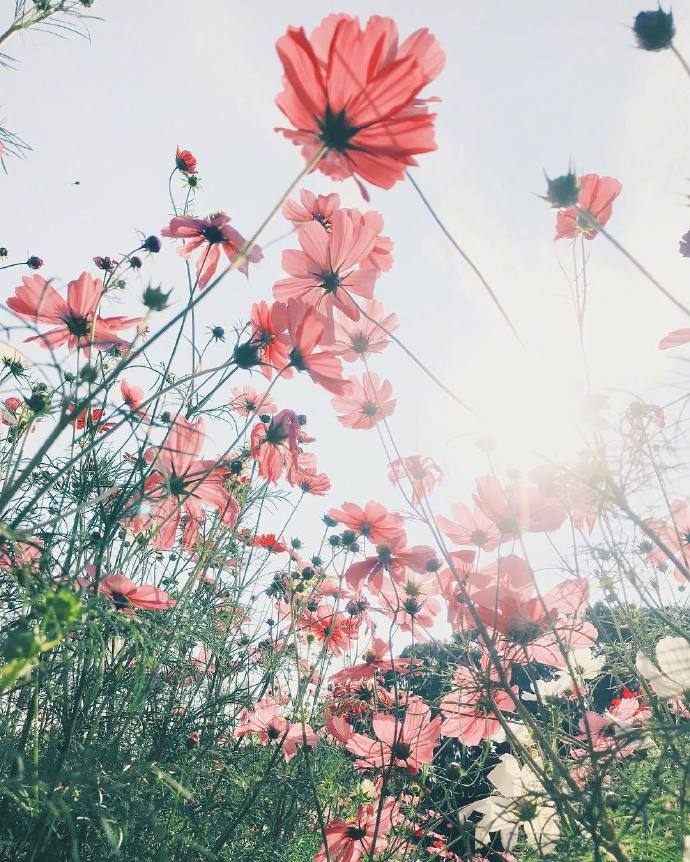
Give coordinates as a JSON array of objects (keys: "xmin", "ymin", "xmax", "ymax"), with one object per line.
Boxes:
[{"xmin": 2, "ymin": 0, "xmax": 690, "ymax": 556}]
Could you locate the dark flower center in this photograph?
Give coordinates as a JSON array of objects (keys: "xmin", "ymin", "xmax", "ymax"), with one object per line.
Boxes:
[
  {"xmin": 63, "ymin": 313, "xmax": 90, "ymax": 338},
  {"xmin": 313, "ymin": 212, "xmax": 332, "ymax": 230},
  {"xmin": 321, "ymin": 270, "xmax": 342, "ymax": 294},
  {"xmin": 266, "ymin": 724, "xmax": 282, "ymax": 740},
  {"xmin": 346, "ymin": 826, "xmax": 367, "ymax": 841},
  {"xmin": 289, "ymin": 347, "xmax": 306, "ymax": 372},
  {"xmin": 391, "ymin": 741, "xmax": 412, "ymax": 760},
  {"xmin": 361, "ymin": 401, "xmax": 378, "ymax": 417},
  {"xmin": 403, "ymin": 597, "xmax": 421, "ymax": 616},
  {"xmin": 201, "ymin": 224, "xmax": 225, "ymax": 244},
  {"xmin": 351, "ymin": 335, "xmax": 370, "ymax": 354},
  {"xmin": 318, "ymin": 106, "xmax": 361, "ymax": 152},
  {"xmin": 168, "ymin": 473, "xmax": 187, "ymax": 497},
  {"xmin": 111, "ymin": 591, "xmax": 130, "ymax": 610}
]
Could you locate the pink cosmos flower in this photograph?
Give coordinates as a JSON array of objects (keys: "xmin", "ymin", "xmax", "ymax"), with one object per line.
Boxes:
[
  {"xmin": 555, "ymin": 174, "xmax": 622, "ymax": 241},
  {"xmin": 332, "ymin": 372, "xmax": 395, "ymax": 429},
  {"xmin": 284, "ymin": 299, "xmax": 349, "ymax": 395},
  {"xmin": 250, "ymin": 408, "xmax": 303, "ymax": 483},
  {"xmin": 283, "ymin": 188, "xmax": 341, "ymax": 229},
  {"xmin": 388, "ymin": 455, "xmax": 443, "ymax": 505},
  {"xmin": 659, "ymin": 328, "xmax": 690, "ymax": 350},
  {"xmin": 126, "ymin": 416, "xmax": 240, "ymax": 550},
  {"xmin": 275, "ymin": 13, "xmax": 445, "ymax": 194},
  {"xmin": 315, "ymin": 798, "xmax": 401, "ymax": 862},
  {"xmin": 332, "ymin": 298, "xmax": 398, "ymax": 362},
  {"xmin": 7, "ymin": 273, "xmax": 141, "ymax": 353},
  {"xmin": 440, "ymin": 663, "xmax": 516, "ymax": 747},
  {"xmin": 0, "ymin": 537, "xmax": 43, "ymax": 572},
  {"xmin": 234, "ymin": 696, "xmax": 320, "ymax": 762},
  {"xmin": 378, "ymin": 570, "xmax": 442, "ymax": 638},
  {"xmin": 250, "ymin": 300, "xmax": 292, "ymax": 380},
  {"xmin": 274, "ymin": 210, "xmax": 378, "ymax": 343},
  {"xmin": 330, "ymin": 636, "xmax": 415, "ymax": 684},
  {"xmin": 287, "ymin": 452, "xmax": 332, "ymax": 495},
  {"xmin": 121, "ymin": 379, "xmax": 146, "ymax": 415},
  {"xmin": 344, "ymin": 697, "xmax": 441, "ymax": 773},
  {"xmin": 346, "ymin": 535, "xmax": 437, "ymax": 594},
  {"xmin": 644, "ymin": 498, "xmax": 690, "ymax": 581},
  {"xmin": 328, "ymin": 500, "xmax": 406, "ymax": 546},
  {"xmin": 161, "ymin": 213, "xmax": 262, "ymax": 288},
  {"xmin": 469, "ymin": 555, "xmax": 596, "ymax": 667},
  {"xmin": 99, "ymin": 573, "xmax": 176, "ymax": 612},
  {"xmin": 473, "ymin": 474, "xmax": 566, "ymax": 539},
  {"xmin": 437, "ymin": 502, "xmax": 501, "ymax": 551},
  {"xmin": 348, "ymin": 209, "xmax": 394, "ymax": 272},
  {"xmin": 315, "ymin": 798, "xmax": 402, "ymax": 862},
  {"xmin": 229, "ymin": 385, "xmax": 277, "ymax": 416}
]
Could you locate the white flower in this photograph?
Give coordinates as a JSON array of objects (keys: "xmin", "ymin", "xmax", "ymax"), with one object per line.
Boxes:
[
  {"xmin": 636, "ymin": 636, "xmax": 690, "ymax": 699},
  {"xmin": 460, "ymin": 754, "xmax": 560, "ymax": 853},
  {"xmin": 684, "ymin": 835, "xmax": 690, "ymax": 862},
  {"xmin": 523, "ymin": 649, "xmax": 605, "ymax": 701}
]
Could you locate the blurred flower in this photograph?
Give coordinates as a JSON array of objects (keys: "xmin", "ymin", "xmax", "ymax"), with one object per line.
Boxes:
[
  {"xmin": 636, "ymin": 636, "xmax": 690, "ymax": 699},
  {"xmin": 555, "ymin": 173, "xmax": 622, "ymax": 240},
  {"xmin": 332, "ymin": 372, "xmax": 395, "ymax": 429},
  {"xmin": 99, "ymin": 572, "xmax": 176, "ymax": 612},
  {"xmin": 634, "ymin": 7, "xmax": 675, "ymax": 51}
]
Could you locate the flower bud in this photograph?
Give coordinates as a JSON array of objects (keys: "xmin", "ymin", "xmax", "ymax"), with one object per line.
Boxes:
[
  {"xmin": 129, "ymin": 256, "xmax": 143, "ymax": 269},
  {"xmin": 634, "ymin": 7, "xmax": 675, "ymax": 51},
  {"xmin": 232, "ymin": 341, "xmax": 261, "ymax": 369},
  {"xmin": 210, "ymin": 325, "xmax": 225, "ymax": 341},
  {"xmin": 544, "ymin": 170, "xmax": 579, "ymax": 208},
  {"xmin": 26, "ymin": 256, "xmax": 44, "ymax": 270},
  {"xmin": 142, "ymin": 284, "xmax": 171, "ymax": 312},
  {"xmin": 143, "ymin": 235, "xmax": 161, "ymax": 253}
]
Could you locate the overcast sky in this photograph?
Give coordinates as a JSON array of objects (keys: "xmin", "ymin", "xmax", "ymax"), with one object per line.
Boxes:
[{"xmin": 2, "ymin": 0, "xmax": 690, "ymax": 557}]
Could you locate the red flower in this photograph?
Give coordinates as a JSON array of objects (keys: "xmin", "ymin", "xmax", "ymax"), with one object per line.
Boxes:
[
  {"xmin": 555, "ymin": 173, "xmax": 622, "ymax": 240},
  {"xmin": 121, "ymin": 379, "xmax": 147, "ymax": 416},
  {"xmin": 175, "ymin": 146, "xmax": 197, "ymax": 175},
  {"xmin": 70, "ymin": 405, "xmax": 116, "ymax": 433},
  {"xmin": 99, "ymin": 573, "xmax": 176, "ymax": 613},
  {"xmin": 275, "ymin": 14, "xmax": 445, "ymax": 195}
]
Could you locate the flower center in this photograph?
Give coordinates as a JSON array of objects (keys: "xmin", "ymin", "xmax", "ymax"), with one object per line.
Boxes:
[
  {"xmin": 168, "ymin": 474, "xmax": 187, "ymax": 497},
  {"xmin": 321, "ymin": 270, "xmax": 342, "ymax": 294},
  {"xmin": 289, "ymin": 347, "xmax": 306, "ymax": 372},
  {"xmin": 63, "ymin": 313, "xmax": 91, "ymax": 338},
  {"xmin": 391, "ymin": 741, "xmax": 412, "ymax": 760},
  {"xmin": 201, "ymin": 224, "xmax": 225, "ymax": 244},
  {"xmin": 346, "ymin": 826, "xmax": 367, "ymax": 841},
  {"xmin": 361, "ymin": 401, "xmax": 378, "ymax": 417},
  {"xmin": 318, "ymin": 106, "xmax": 360, "ymax": 152}
]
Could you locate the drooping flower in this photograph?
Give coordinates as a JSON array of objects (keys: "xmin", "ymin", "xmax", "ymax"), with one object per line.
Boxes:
[
  {"xmin": 332, "ymin": 298, "xmax": 398, "ymax": 362},
  {"xmin": 250, "ymin": 300, "xmax": 292, "ymax": 380},
  {"xmin": 250, "ymin": 409, "xmax": 303, "ymax": 483},
  {"xmin": 126, "ymin": 416, "xmax": 240, "ymax": 550},
  {"xmin": 7, "ymin": 273, "xmax": 141, "ymax": 353},
  {"xmin": 121, "ymin": 379, "xmax": 146, "ymax": 415},
  {"xmin": 387, "ymin": 455, "xmax": 443, "ymax": 505},
  {"xmin": 331, "ymin": 372, "xmax": 395, "ymax": 429},
  {"xmin": 328, "ymin": 500, "xmax": 406, "ymax": 546},
  {"xmin": 229, "ymin": 385, "xmax": 277, "ymax": 416},
  {"xmin": 275, "ymin": 13, "xmax": 445, "ymax": 195},
  {"xmin": 554, "ymin": 173, "xmax": 622, "ymax": 241},
  {"xmin": 175, "ymin": 146, "xmax": 198, "ymax": 175},
  {"xmin": 274, "ymin": 210, "xmax": 377, "ymax": 342},
  {"xmin": 284, "ymin": 299, "xmax": 349, "ymax": 395},
  {"xmin": 161, "ymin": 213, "xmax": 262, "ymax": 288},
  {"xmin": 99, "ymin": 573, "xmax": 176, "ymax": 612}
]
